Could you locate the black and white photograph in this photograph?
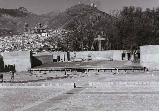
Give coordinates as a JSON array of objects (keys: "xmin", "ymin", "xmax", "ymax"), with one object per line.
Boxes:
[{"xmin": 0, "ymin": 0, "xmax": 159, "ymax": 111}]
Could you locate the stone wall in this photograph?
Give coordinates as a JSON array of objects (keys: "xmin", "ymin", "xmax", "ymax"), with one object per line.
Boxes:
[
  {"xmin": 2, "ymin": 51, "xmax": 32, "ymax": 72},
  {"xmin": 140, "ymin": 45, "xmax": 159, "ymax": 70}
]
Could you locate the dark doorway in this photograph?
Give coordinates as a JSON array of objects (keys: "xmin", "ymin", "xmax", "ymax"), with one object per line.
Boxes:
[
  {"xmin": 137, "ymin": 53, "xmax": 140, "ymax": 59},
  {"xmin": 122, "ymin": 53, "xmax": 125, "ymax": 60},
  {"xmin": 67, "ymin": 52, "xmax": 70, "ymax": 61},
  {"xmin": 127, "ymin": 53, "xmax": 131, "ymax": 60},
  {"xmin": 57, "ymin": 56, "xmax": 60, "ymax": 62}
]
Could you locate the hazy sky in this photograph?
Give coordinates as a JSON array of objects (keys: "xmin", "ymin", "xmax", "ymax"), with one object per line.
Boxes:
[{"xmin": 0, "ymin": 0, "xmax": 159, "ymax": 14}]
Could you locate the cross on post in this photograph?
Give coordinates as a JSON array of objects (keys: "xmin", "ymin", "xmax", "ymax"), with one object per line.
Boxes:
[{"xmin": 94, "ymin": 35, "xmax": 105, "ymax": 51}]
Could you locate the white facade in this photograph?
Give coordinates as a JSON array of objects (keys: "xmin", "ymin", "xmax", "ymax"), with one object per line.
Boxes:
[
  {"xmin": 2, "ymin": 51, "xmax": 31, "ymax": 72},
  {"xmin": 140, "ymin": 45, "xmax": 159, "ymax": 70},
  {"xmin": 70, "ymin": 50, "xmax": 125, "ymax": 61}
]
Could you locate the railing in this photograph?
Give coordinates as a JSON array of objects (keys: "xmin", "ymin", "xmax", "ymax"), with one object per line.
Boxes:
[{"xmin": 29, "ymin": 66, "xmax": 145, "ymax": 73}]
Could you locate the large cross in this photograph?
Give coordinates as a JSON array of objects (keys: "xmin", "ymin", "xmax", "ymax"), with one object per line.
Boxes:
[{"xmin": 94, "ymin": 35, "xmax": 105, "ymax": 51}]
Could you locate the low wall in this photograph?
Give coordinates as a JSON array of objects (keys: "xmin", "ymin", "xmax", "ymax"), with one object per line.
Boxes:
[
  {"xmin": 113, "ymin": 50, "xmax": 124, "ymax": 61},
  {"xmin": 140, "ymin": 45, "xmax": 159, "ymax": 70},
  {"xmin": 2, "ymin": 51, "xmax": 32, "ymax": 72},
  {"xmin": 34, "ymin": 52, "xmax": 68, "ymax": 62},
  {"xmin": 70, "ymin": 50, "xmax": 124, "ymax": 61},
  {"xmin": 33, "ymin": 50, "xmax": 130, "ymax": 64}
]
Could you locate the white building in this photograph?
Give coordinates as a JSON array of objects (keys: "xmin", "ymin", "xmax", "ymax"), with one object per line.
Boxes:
[{"xmin": 140, "ymin": 45, "xmax": 159, "ymax": 70}]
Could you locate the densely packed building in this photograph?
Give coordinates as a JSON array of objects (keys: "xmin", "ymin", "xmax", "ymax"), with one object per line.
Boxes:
[
  {"xmin": 0, "ymin": 23, "xmax": 60, "ymax": 52},
  {"xmin": 0, "ymin": 33, "xmax": 46, "ymax": 52},
  {"xmin": 0, "ymin": 22, "xmax": 71, "ymax": 53}
]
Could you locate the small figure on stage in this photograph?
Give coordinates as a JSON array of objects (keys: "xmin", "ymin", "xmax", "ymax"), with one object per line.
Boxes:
[
  {"xmin": 10, "ymin": 70, "xmax": 15, "ymax": 82},
  {"xmin": 0, "ymin": 74, "xmax": 3, "ymax": 83},
  {"xmin": 74, "ymin": 83, "xmax": 76, "ymax": 88}
]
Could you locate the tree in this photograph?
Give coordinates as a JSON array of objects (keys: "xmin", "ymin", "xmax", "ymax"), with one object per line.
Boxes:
[{"xmin": 116, "ymin": 6, "xmax": 159, "ymax": 50}]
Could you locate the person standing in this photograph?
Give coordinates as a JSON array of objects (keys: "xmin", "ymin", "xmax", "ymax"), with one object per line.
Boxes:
[
  {"xmin": 0, "ymin": 74, "xmax": 3, "ymax": 83},
  {"xmin": 74, "ymin": 83, "xmax": 76, "ymax": 88},
  {"xmin": 11, "ymin": 70, "xmax": 15, "ymax": 82}
]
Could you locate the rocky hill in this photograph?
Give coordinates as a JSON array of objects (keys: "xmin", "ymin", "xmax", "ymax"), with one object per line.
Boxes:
[
  {"xmin": 0, "ymin": 7, "xmax": 49, "ymax": 36},
  {"xmin": 48, "ymin": 4, "xmax": 116, "ymax": 30},
  {"xmin": 47, "ymin": 4, "xmax": 117, "ymax": 51}
]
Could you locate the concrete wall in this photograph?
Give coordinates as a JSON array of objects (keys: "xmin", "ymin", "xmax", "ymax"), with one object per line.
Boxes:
[
  {"xmin": 33, "ymin": 50, "xmax": 130, "ymax": 64},
  {"xmin": 69, "ymin": 50, "xmax": 125, "ymax": 61},
  {"xmin": 33, "ymin": 52, "xmax": 69, "ymax": 63},
  {"xmin": 140, "ymin": 45, "xmax": 159, "ymax": 70},
  {"xmin": 35, "ymin": 50, "xmax": 127, "ymax": 62},
  {"xmin": 2, "ymin": 51, "xmax": 31, "ymax": 72},
  {"xmin": 113, "ymin": 50, "xmax": 124, "ymax": 61},
  {"xmin": 52, "ymin": 52, "xmax": 68, "ymax": 62}
]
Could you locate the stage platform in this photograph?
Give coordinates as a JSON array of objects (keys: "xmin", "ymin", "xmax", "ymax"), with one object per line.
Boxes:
[{"xmin": 30, "ymin": 60, "xmax": 145, "ymax": 73}]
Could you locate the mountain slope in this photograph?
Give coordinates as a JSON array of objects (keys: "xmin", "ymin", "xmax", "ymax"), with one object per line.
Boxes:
[
  {"xmin": 0, "ymin": 4, "xmax": 116, "ymax": 36},
  {"xmin": 0, "ymin": 7, "xmax": 49, "ymax": 36},
  {"xmin": 48, "ymin": 4, "xmax": 116, "ymax": 30},
  {"xmin": 47, "ymin": 4, "xmax": 118, "ymax": 51}
]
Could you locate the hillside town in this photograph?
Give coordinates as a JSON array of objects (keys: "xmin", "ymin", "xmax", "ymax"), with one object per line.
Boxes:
[{"xmin": 0, "ymin": 23, "xmax": 71, "ymax": 52}]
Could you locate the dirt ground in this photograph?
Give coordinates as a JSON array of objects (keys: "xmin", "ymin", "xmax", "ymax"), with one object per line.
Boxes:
[{"xmin": 0, "ymin": 70, "xmax": 158, "ymax": 111}]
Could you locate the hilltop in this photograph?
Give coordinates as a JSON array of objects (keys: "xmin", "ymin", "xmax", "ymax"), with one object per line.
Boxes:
[
  {"xmin": 0, "ymin": 7, "xmax": 49, "ymax": 36},
  {"xmin": 48, "ymin": 4, "xmax": 116, "ymax": 30}
]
